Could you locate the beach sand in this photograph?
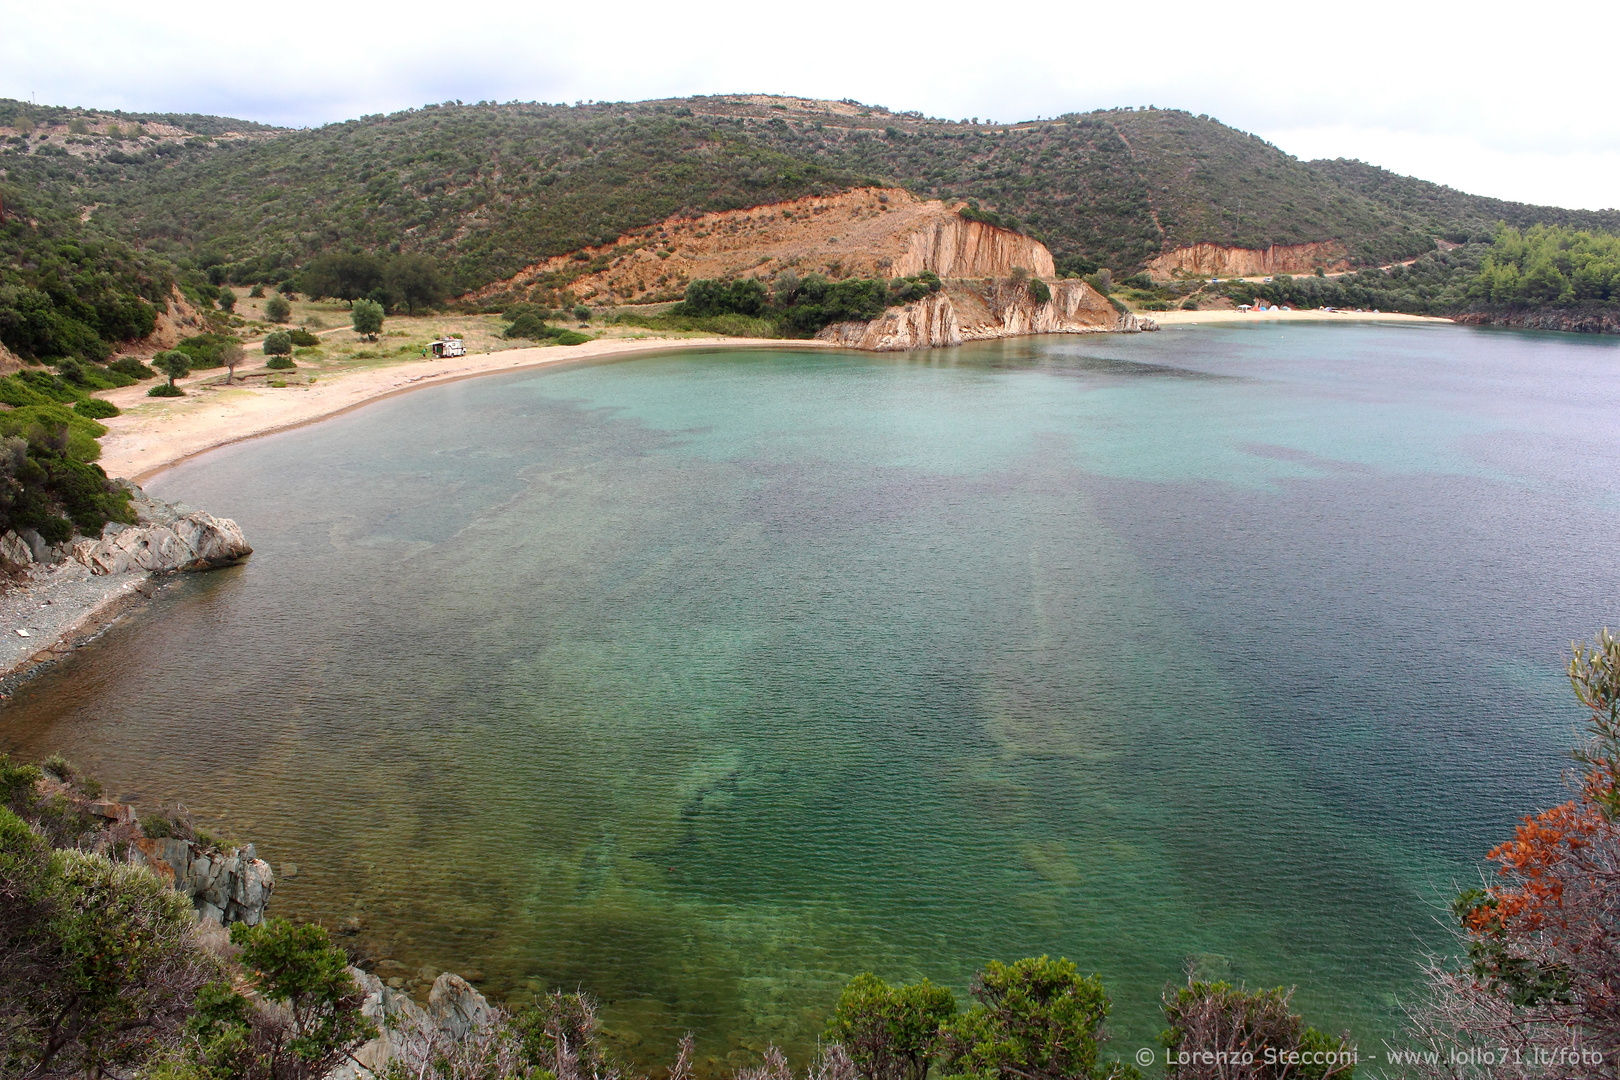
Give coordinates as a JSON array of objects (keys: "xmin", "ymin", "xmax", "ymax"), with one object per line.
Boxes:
[
  {"xmin": 1147, "ymin": 308, "xmax": 1453, "ymax": 327},
  {"xmin": 97, "ymin": 335, "xmax": 831, "ymax": 482}
]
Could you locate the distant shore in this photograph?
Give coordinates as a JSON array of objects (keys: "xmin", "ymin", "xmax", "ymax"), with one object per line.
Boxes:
[
  {"xmin": 98, "ymin": 335, "xmax": 833, "ymax": 482},
  {"xmin": 1147, "ymin": 308, "xmax": 1453, "ymax": 327}
]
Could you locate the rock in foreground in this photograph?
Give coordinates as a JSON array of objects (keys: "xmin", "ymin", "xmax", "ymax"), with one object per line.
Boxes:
[{"xmin": 69, "ymin": 480, "xmax": 251, "ymax": 575}]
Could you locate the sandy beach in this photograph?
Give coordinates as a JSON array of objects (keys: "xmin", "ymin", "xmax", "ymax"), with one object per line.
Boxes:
[
  {"xmin": 1147, "ymin": 308, "xmax": 1453, "ymax": 327},
  {"xmin": 98, "ymin": 335, "xmax": 831, "ymax": 482}
]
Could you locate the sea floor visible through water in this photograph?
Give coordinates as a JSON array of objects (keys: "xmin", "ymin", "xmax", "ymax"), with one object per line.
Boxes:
[{"xmin": 4, "ymin": 322, "xmax": 1618, "ymax": 1072}]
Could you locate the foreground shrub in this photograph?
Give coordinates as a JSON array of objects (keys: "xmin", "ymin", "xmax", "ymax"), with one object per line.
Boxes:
[
  {"xmin": 1160, "ymin": 979, "xmax": 1353, "ymax": 1080},
  {"xmin": 513, "ymin": 989, "xmax": 618, "ymax": 1080},
  {"xmin": 265, "ymin": 356, "xmax": 296, "ymax": 370},
  {"xmin": 825, "ymin": 973, "xmax": 955, "ymax": 1080},
  {"xmin": 0, "ymin": 808, "xmax": 219, "ymax": 1079},
  {"xmin": 149, "ymin": 383, "xmax": 185, "ymax": 397},
  {"xmin": 1405, "ymin": 629, "xmax": 1620, "ymax": 1079},
  {"xmin": 941, "ymin": 956, "xmax": 1133, "ymax": 1080}
]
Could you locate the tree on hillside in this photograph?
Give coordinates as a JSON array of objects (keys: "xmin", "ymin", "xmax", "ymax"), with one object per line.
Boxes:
[
  {"xmin": 1406, "ymin": 629, "xmax": 1620, "ymax": 1078},
  {"xmin": 303, "ymin": 251, "xmax": 384, "ymax": 306},
  {"xmin": 351, "ymin": 298, "xmax": 384, "ymax": 340},
  {"xmin": 263, "ymin": 331, "xmax": 293, "ymax": 369},
  {"xmin": 383, "ymin": 254, "xmax": 447, "ymax": 314},
  {"xmin": 263, "ymin": 294, "xmax": 291, "ymax": 323}
]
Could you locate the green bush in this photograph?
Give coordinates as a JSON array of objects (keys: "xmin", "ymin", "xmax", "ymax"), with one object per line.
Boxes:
[
  {"xmin": 108, "ymin": 357, "xmax": 156, "ymax": 380},
  {"xmin": 263, "ymin": 294, "xmax": 291, "ymax": 323},
  {"xmin": 262, "ymin": 331, "xmax": 292, "ymax": 357},
  {"xmin": 73, "ymin": 397, "xmax": 119, "ymax": 419},
  {"xmin": 1030, "ymin": 277, "xmax": 1052, "ymax": 304},
  {"xmin": 148, "ymin": 383, "xmax": 184, "ymax": 397},
  {"xmin": 826, "ymin": 973, "xmax": 957, "ymax": 1080},
  {"xmin": 229, "ymin": 918, "xmax": 376, "ymax": 1073},
  {"xmin": 287, "ymin": 328, "xmax": 319, "ymax": 347},
  {"xmin": 553, "ymin": 329, "xmax": 591, "ymax": 345},
  {"xmin": 265, "ymin": 355, "xmax": 295, "ymax": 370},
  {"xmin": 0, "ymin": 816, "xmax": 220, "ymax": 1080},
  {"xmin": 351, "ymin": 298, "xmax": 385, "ymax": 339},
  {"xmin": 504, "ymin": 312, "xmax": 550, "ymax": 340},
  {"xmin": 941, "ymin": 956, "xmax": 1132, "ymax": 1080}
]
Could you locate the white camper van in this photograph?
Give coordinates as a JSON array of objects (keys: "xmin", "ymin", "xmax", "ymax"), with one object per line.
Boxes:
[{"xmin": 429, "ymin": 338, "xmax": 465, "ymax": 358}]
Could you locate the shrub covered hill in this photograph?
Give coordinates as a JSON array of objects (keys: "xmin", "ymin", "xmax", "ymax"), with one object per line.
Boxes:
[{"xmin": 6, "ymin": 93, "xmax": 1620, "ymax": 300}]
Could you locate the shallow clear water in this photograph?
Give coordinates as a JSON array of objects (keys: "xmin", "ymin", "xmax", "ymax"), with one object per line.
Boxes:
[{"xmin": 5, "ymin": 322, "xmax": 1620, "ymax": 1071}]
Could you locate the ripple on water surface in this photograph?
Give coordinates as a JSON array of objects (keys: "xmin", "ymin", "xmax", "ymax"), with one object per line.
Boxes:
[{"xmin": 5, "ymin": 323, "xmax": 1619, "ymax": 1069}]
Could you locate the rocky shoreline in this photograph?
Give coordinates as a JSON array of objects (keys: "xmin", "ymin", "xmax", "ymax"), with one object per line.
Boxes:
[
  {"xmin": 1453, "ymin": 308, "xmax": 1620, "ymax": 335},
  {"xmin": 0, "ymin": 480, "xmax": 252, "ymax": 682}
]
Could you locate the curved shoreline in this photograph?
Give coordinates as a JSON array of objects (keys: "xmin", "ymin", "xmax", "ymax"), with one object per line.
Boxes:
[{"xmin": 100, "ymin": 336, "xmax": 834, "ymax": 484}]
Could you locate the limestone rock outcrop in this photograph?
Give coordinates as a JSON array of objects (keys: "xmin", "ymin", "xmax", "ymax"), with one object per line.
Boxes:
[
  {"xmin": 817, "ymin": 279, "xmax": 1152, "ymax": 351},
  {"xmin": 889, "ymin": 216, "xmax": 1056, "ymax": 280},
  {"xmin": 70, "ymin": 482, "xmax": 250, "ymax": 575},
  {"xmin": 0, "ymin": 530, "xmax": 32, "ymax": 570},
  {"xmin": 129, "ymin": 833, "xmax": 275, "ymax": 926},
  {"xmin": 328, "ymin": 970, "xmax": 497, "ymax": 1080},
  {"xmin": 1145, "ymin": 241, "xmax": 1350, "ymax": 279}
]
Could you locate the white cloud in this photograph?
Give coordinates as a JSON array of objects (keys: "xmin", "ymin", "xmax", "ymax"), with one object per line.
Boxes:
[{"xmin": 4, "ymin": 0, "xmax": 1616, "ymax": 209}]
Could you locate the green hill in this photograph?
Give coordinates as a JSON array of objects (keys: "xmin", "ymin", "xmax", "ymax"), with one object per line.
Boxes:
[
  {"xmin": 2, "ymin": 94, "xmax": 1618, "ymax": 341},
  {"xmin": 5, "ymin": 94, "xmax": 1611, "ymax": 298}
]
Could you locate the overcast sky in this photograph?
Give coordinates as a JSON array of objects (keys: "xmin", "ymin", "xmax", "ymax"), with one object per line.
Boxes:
[{"xmin": 8, "ymin": 0, "xmax": 1616, "ymax": 211}]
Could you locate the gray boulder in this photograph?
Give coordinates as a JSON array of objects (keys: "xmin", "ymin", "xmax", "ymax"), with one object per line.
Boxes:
[
  {"xmin": 131, "ymin": 835, "xmax": 274, "ymax": 926},
  {"xmin": 428, "ymin": 973, "xmax": 495, "ymax": 1040},
  {"xmin": 0, "ymin": 530, "xmax": 32, "ymax": 569},
  {"xmin": 72, "ymin": 510, "xmax": 250, "ymax": 575}
]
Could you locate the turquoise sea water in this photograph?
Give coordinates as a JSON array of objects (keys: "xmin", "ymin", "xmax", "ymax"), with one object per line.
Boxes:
[{"xmin": 4, "ymin": 322, "xmax": 1619, "ymax": 1070}]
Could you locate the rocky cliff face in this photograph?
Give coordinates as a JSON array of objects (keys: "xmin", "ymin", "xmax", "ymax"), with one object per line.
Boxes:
[
  {"xmin": 1146, "ymin": 241, "xmax": 1350, "ymax": 279},
  {"xmin": 129, "ymin": 832, "xmax": 275, "ymax": 926},
  {"xmin": 889, "ymin": 217, "xmax": 1057, "ymax": 279},
  {"xmin": 816, "ymin": 279, "xmax": 1151, "ymax": 351}
]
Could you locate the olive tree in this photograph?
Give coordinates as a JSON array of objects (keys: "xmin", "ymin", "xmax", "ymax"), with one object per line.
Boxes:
[
  {"xmin": 350, "ymin": 298, "xmax": 384, "ymax": 340},
  {"xmin": 264, "ymin": 294, "xmax": 292, "ymax": 323},
  {"xmin": 152, "ymin": 350, "xmax": 190, "ymax": 387},
  {"xmin": 221, "ymin": 340, "xmax": 244, "ymax": 383},
  {"xmin": 263, "ymin": 331, "xmax": 294, "ymax": 370}
]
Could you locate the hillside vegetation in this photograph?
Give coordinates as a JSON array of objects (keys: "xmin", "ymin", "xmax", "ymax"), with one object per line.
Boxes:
[{"xmin": 5, "ymin": 95, "xmax": 1617, "ymax": 301}]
